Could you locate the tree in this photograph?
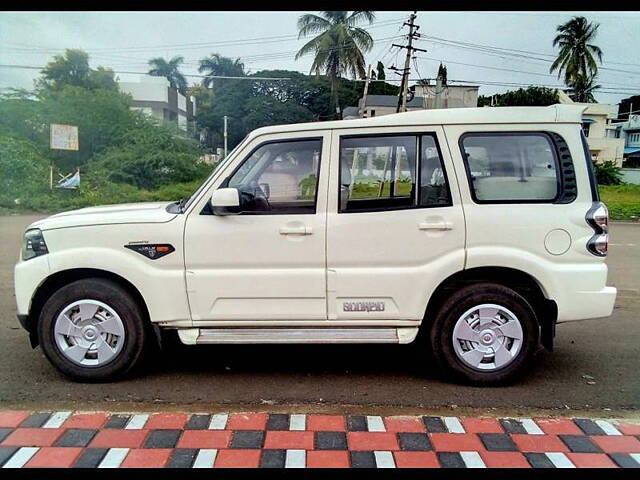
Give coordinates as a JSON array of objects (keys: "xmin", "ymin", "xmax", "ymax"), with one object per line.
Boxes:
[
  {"xmin": 437, "ymin": 63, "xmax": 448, "ymax": 85},
  {"xmin": 566, "ymin": 73, "xmax": 600, "ymax": 103},
  {"xmin": 148, "ymin": 56, "xmax": 188, "ymax": 94},
  {"xmin": 295, "ymin": 11, "xmax": 376, "ymax": 118},
  {"xmin": 550, "ymin": 16, "xmax": 603, "ymax": 88},
  {"xmin": 39, "ymin": 49, "xmax": 117, "ymax": 91},
  {"xmin": 477, "ymin": 86, "xmax": 559, "ymax": 107},
  {"xmin": 376, "ymin": 61, "xmax": 385, "ymax": 81},
  {"xmin": 198, "ymin": 54, "xmax": 245, "ymax": 91}
]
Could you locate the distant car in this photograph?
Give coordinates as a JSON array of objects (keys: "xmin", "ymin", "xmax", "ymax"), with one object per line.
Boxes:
[{"xmin": 14, "ymin": 105, "xmax": 616, "ymax": 385}]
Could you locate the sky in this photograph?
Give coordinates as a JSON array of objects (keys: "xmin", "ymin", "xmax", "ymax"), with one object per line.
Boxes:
[{"xmin": 1, "ymin": 10, "xmax": 639, "ymax": 109}]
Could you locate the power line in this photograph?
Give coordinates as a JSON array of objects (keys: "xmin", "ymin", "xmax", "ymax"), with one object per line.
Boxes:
[
  {"xmin": 1, "ymin": 17, "xmax": 407, "ymax": 55},
  {"xmin": 417, "ymin": 35, "xmax": 640, "ymax": 75},
  {"xmin": 416, "ymin": 56, "xmax": 640, "ymax": 89}
]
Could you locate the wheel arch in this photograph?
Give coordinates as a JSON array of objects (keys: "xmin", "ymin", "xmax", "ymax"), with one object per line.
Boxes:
[
  {"xmin": 423, "ymin": 266, "xmax": 558, "ymax": 350},
  {"xmin": 27, "ymin": 268, "xmax": 153, "ymax": 348}
]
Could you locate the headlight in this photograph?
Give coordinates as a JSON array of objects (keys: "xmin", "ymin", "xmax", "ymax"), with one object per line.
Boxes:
[{"xmin": 22, "ymin": 229, "xmax": 48, "ymax": 261}]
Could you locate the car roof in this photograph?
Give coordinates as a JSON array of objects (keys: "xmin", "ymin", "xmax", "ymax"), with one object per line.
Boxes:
[{"xmin": 249, "ymin": 104, "xmax": 587, "ymax": 138}]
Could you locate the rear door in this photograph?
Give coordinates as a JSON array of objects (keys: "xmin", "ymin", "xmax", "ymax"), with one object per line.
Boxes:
[{"xmin": 325, "ymin": 126, "xmax": 466, "ymax": 322}]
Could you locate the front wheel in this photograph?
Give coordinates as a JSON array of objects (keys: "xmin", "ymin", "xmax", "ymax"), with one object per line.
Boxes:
[
  {"xmin": 38, "ymin": 278, "xmax": 148, "ymax": 382},
  {"xmin": 429, "ymin": 283, "xmax": 540, "ymax": 386}
]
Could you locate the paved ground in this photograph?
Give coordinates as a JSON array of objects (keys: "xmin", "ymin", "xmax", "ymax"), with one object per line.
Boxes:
[
  {"xmin": 1, "ymin": 214, "xmax": 639, "ymax": 414},
  {"xmin": 0, "ymin": 410, "xmax": 639, "ymax": 468}
]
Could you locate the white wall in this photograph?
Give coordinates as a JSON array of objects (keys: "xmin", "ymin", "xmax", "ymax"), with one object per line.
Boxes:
[{"xmin": 118, "ymin": 75, "xmax": 169, "ymax": 103}]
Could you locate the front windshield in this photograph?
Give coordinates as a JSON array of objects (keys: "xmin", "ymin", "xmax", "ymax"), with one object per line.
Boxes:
[{"xmin": 182, "ymin": 138, "xmax": 247, "ymax": 211}]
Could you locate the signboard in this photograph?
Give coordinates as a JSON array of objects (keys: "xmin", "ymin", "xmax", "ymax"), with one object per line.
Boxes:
[{"xmin": 50, "ymin": 124, "xmax": 79, "ymax": 151}]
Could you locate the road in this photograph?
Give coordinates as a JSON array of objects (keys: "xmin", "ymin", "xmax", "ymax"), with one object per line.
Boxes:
[{"xmin": 1, "ymin": 214, "xmax": 638, "ymax": 415}]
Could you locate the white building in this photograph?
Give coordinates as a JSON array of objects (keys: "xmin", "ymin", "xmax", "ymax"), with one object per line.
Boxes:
[
  {"xmin": 557, "ymin": 90, "xmax": 625, "ymax": 166},
  {"xmin": 118, "ymin": 75, "xmax": 196, "ymax": 132}
]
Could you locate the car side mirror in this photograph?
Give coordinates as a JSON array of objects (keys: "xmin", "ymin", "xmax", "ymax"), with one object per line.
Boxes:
[{"xmin": 210, "ymin": 187, "xmax": 240, "ymax": 216}]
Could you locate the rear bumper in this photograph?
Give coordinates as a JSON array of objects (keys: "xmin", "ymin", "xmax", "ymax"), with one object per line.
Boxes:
[{"xmin": 556, "ymin": 286, "xmax": 617, "ymax": 323}]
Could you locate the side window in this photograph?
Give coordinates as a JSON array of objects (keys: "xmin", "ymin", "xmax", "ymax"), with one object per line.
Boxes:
[
  {"xmin": 339, "ymin": 134, "xmax": 451, "ymax": 213},
  {"xmin": 460, "ymin": 133, "xmax": 559, "ymax": 203},
  {"xmin": 227, "ymin": 138, "xmax": 322, "ymax": 214}
]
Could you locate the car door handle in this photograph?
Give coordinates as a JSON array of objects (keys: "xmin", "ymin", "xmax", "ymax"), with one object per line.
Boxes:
[
  {"xmin": 418, "ymin": 221, "xmax": 452, "ymax": 231},
  {"xmin": 279, "ymin": 225, "xmax": 312, "ymax": 235}
]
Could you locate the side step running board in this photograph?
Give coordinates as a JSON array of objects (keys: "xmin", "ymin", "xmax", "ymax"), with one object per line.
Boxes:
[{"xmin": 177, "ymin": 327, "xmax": 418, "ymax": 345}]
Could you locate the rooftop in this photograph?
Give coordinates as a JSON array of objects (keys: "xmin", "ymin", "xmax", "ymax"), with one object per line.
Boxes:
[{"xmin": 250, "ymin": 104, "xmax": 587, "ymax": 138}]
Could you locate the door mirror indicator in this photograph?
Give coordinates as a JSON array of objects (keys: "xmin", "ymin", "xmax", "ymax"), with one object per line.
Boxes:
[{"xmin": 211, "ymin": 188, "xmax": 240, "ymax": 215}]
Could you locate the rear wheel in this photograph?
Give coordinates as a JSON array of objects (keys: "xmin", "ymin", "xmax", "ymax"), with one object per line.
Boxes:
[
  {"xmin": 38, "ymin": 278, "xmax": 148, "ymax": 382},
  {"xmin": 429, "ymin": 283, "xmax": 540, "ymax": 386}
]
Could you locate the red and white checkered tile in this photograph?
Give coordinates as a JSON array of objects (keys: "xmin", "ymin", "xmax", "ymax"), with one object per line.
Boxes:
[{"xmin": 0, "ymin": 410, "xmax": 638, "ymax": 468}]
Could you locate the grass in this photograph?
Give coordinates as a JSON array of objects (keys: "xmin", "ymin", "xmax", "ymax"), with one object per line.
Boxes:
[{"xmin": 599, "ymin": 184, "xmax": 640, "ymax": 222}]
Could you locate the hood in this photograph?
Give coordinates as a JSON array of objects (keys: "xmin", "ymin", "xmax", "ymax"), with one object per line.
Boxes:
[{"xmin": 30, "ymin": 202, "xmax": 178, "ymax": 231}]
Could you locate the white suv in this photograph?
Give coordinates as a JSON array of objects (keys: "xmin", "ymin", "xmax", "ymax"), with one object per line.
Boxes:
[{"xmin": 14, "ymin": 105, "xmax": 616, "ymax": 385}]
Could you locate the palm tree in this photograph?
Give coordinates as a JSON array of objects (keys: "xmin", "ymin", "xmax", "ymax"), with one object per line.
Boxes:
[
  {"xmin": 550, "ymin": 16, "xmax": 603, "ymax": 86},
  {"xmin": 295, "ymin": 11, "xmax": 375, "ymax": 117},
  {"xmin": 148, "ymin": 56, "xmax": 188, "ymax": 94},
  {"xmin": 198, "ymin": 54, "xmax": 245, "ymax": 90},
  {"xmin": 566, "ymin": 73, "xmax": 600, "ymax": 103}
]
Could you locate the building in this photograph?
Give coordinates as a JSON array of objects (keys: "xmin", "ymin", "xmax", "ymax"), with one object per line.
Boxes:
[
  {"xmin": 616, "ymin": 114, "xmax": 640, "ymax": 164},
  {"xmin": 357, "ymin": 94, "xmax": 426, "ymax": 118},
  {"xmin": 411, "ymin": 83, "xmax": 479, "ymax": 109},
  {"xmin": 557, "ymin": 90, "xmax": 625, "ymax": 166},
  {"xmin": 343, "ymin": 81, "xmax": 480, "ymax": 120},
  {"xmin": 118, "ymin": 75, "xmax": 196, "ymax": 133}
]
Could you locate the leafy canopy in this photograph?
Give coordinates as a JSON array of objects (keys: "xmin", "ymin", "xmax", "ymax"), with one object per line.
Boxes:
[{"xmin": 148, "ymin": 56, "xmax": 188, "ymax": 94}]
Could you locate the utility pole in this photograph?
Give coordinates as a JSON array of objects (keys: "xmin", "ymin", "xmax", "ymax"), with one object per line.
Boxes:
[
  {"xmin": 223, "ymin": 115, "xmax": 228, "ymax": 158},
  {"xmin": 361, "ymin": 64, "xmax": 372, "ymax": 117},
  {"xmin": 391, "ymin": 12, "xmax": 427, "ymax": 113}
]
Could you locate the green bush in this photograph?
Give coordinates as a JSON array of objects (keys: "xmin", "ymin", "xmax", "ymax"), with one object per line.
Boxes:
[
  {"xmin": 0, "ymin": 133, "xmax": 50, "ymax": 208},
  {"xmin": 593, "ymin": 160, "xmax": 623, "ymax": 185}
]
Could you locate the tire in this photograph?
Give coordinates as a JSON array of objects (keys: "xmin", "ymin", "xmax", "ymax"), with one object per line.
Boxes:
[
  {"xmin": 37, "ymin": 278, "xmax": 148, "ymax": 382},
  {"xmin": 429, "ymin": 283, "xmax": 540, "ymax": 386}
]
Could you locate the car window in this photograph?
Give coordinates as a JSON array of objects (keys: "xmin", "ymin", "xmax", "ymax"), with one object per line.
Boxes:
[
  {"xmin": 460, "ymin": 133, "xmax": 559, "ymax": 202},
  {"xmin": 227, "ymin": 138, "xmax": 322, "ymax": 214},
  {"xmin": 339, "ymin": 134, "xmax": 451, "ymax": 213}
]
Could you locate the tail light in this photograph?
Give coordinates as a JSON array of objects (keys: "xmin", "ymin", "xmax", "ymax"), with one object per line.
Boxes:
[{"xmin": 586, "ymin": 201, "xmax": 609, "ymax": 257}]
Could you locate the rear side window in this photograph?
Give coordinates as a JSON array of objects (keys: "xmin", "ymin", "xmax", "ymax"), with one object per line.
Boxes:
[
  {"xmin": 460, "ymin": 133, "xmax": 559, "ymax": 203},
  {"xmin": 339, "ymin": 134, "xmax": 451, "ymax": 213}
]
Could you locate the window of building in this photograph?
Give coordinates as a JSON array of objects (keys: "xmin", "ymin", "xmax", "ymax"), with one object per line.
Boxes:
[
  {"xmin": 582, "ymin": 122, "xmax": 591, "ymax": 137},
  {"xmin": 226, "ymin": 138, "xmax": 322, "ymax": 214},
  {"xmin": 339, "ymin": 134, "xmax": 451, "ymax": 213},
  {"xmin": 460, "ymin": 133, "xmax": 559, "ymax": 203},
  {"xmin": 370, "ymin": 110, "xmax": 376, "ymax": 117}
]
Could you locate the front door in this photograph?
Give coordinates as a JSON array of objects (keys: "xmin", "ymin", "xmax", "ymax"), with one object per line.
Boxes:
[
  {"xmin": 326, "ymin": 127, "xmax": 466, "ymax": 322},
  {"xmin": 184, "ymin": 132, "xmax": 329, "ymax": 322}
]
